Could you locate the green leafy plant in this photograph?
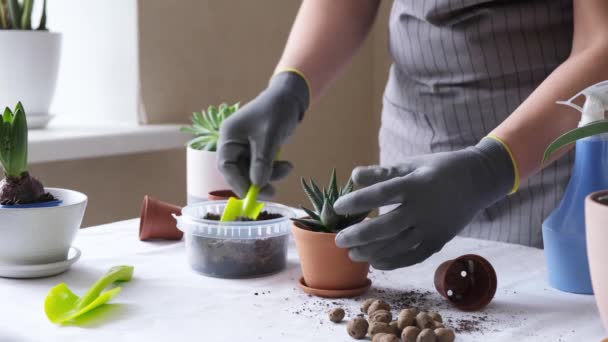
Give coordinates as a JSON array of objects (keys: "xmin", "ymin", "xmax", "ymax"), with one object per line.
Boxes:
[
  {"xmin": 0, "ymin": 102, "xmax": 54, "ymax": 204},
  {"xmin": 181, "ymin": 102, "xmax": 239, "ymax": 151},
  {"xmin": 0, "ymin": 0, "xmax": 47, "ymax": 30},
  {"xmin": 544, "ymin": 119, "xmax": 608, "ymax": 162},
  {"xmin": 292, "ymin": 169, "xmax": 370, "ymax": 233}
]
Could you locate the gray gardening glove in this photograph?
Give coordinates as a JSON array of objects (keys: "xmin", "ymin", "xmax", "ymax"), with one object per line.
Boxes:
[
  {"xmin": 217, "ymin": 71, "xmax": 309, "ymax": 198},
  {"xmin": 334, "ymin": 138, "xmax": 515, "ymax": 270}
]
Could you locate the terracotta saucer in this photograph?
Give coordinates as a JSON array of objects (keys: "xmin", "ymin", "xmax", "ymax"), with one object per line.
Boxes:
[{"xmin": 298, "ymin": 276, "xmax": 372, "ymax": 298}]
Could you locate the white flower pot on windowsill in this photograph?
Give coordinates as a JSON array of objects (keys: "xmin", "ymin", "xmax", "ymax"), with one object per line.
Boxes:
[
  {"xmin": 186, "ymin": 146, "xmax": 229, "ymax": 204},
  {"xmin": 0, "ymin": 31, "xmax": 61, "ymax": 129}
]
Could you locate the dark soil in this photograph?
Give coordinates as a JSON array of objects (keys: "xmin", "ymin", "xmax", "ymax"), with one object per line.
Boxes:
[
  {"xmin": 203, "ymin": 211, "xmax": 283, "ymax": 221},
  {"xmin": 0, "ymin": 173, "xmax": 56, "ymax": 205},
  {"xmin": 598, "ymin": 194, "xmax": 608, "ymax": 205},
  {"xmin": 188, "ymin": 211, "xmax": 287, "ymax": 278}
]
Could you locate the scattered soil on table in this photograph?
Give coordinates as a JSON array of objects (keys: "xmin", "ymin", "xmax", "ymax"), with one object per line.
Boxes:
[{"xmin": 203, "ymin": 211, "xmax": 283, "ymax": 221}]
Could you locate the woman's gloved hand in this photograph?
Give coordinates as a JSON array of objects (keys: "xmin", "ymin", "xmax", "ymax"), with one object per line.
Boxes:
[
  {"xmin": 217, "ymin": 71, "xmax": 309, "ymax": 198},
  {"xmin": 334, "ymin": 138, "xmax": 516, "ymax": 270}
]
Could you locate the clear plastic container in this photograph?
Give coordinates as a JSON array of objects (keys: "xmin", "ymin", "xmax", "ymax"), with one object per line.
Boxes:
[{"xmin": 174, "ymin": 200, "xmax": 295, "ymax": 278}]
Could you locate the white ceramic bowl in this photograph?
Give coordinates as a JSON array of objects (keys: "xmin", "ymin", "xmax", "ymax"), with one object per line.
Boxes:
[{"xmin": 0, "ymin": 188, "xmax": 87, "ymax": 265}]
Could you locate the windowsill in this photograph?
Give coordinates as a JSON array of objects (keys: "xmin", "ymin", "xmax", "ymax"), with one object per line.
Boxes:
[{"xmin": 29, "ymin": 123, "xmax": 190, "ymax": 164}]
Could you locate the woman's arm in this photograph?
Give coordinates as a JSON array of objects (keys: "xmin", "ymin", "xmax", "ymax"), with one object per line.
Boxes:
[
  {"xmin": 491, "ymin": 0, "xmax": 608, "ymax": 180},
  {"xmin": 275, "ymin": 0, "xmax": 381, "ymax": 101}
]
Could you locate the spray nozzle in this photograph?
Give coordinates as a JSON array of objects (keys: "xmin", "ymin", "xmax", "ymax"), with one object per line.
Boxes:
[{"xmin": 557, "ymin": 80, "xmax": 608, "ymax": 126}]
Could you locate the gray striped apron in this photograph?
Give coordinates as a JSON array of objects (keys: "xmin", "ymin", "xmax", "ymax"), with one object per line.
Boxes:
[{"xmin": 381, "ymin": 0, "xmax": 574, "ymax": 247}]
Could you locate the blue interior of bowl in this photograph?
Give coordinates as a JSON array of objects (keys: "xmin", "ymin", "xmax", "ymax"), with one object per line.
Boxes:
[{"xmin": 0, "ymin": 199, "xmax": 63, "ymax": 209}]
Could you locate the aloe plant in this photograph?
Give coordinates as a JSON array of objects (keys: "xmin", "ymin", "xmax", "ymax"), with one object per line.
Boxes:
[
  {"xmin": 181, "ymin": 102, "xmax": 239, "ymax": 152},
  {"xmin": 0, "ymin": 0, "xmax": 47, "ymax": 30},
  {"xmin": 544, "ymin": 119, "xmax": 608, "ymax": 162},
  {"xmin": 0, "ymin": 102, "xmax": 54, "ymax": 205},
  {"xmin": 293, "ymin": 169, "xmax": 370, "ymax": 233}
]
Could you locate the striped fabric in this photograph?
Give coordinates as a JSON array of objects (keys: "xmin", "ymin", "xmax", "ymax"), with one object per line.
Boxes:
[{"xmin": 380, "ymin": 0, "xmax": 574, "ymax": 247}]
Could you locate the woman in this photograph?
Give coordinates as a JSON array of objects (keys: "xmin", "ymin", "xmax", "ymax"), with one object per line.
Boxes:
[{"xmin": 217, "ymin": 0, "xmax": 608, "ymax": 270}]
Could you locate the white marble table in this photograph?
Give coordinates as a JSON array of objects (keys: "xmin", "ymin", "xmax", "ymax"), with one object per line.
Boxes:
[{"xmin": 0, "ymin": 219, "xmax": 605, "ymax": 342}]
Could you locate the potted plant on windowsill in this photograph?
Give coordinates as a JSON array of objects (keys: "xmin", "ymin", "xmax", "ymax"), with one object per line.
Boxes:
[
  {"xmin": 0, "ymin": 102, "xmax": 87, "ymax": 278},
  {"xmin": 0, "ymin": 0, "xmax": 60, "ymax": 129},
  {"xmin": 181, "ymin": 103, "xmax": 237, "ymax": 204},
  {"xmin": 544, "ymin": 110, "xmax": 608, "ymax": 332},
  {"xmin": 291, "ymin": 169, "xmax": 371, "ymax": 298}
]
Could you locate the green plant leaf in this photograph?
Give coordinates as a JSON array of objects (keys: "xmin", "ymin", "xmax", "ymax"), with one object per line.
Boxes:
[
  {"xmin": 0, "ymin": 1, "xmax": 8, "ymax": 29},
  {"xmin": 300, "ymin": 206, "xmax": 320, "ymax": 221},
  {"xmin": 37, "ymin": 0, "xmax": 46, "ymax": 30},
  {"xmin": 301, "ymin": 178, "xmax": 323, "ymax": 213},
  {"xmin": 0, "ymin": 103, "xmax": 28, "ymax": 177},
  {"xmin": 320, "ymin": 199, "xmax": 340, "ymax": 231},
  {"xmin": 341, "ymin": 177, "xmax": 354, "ymax": 196},
  {"xmin": 544, "ymin": 120, "xmax": 608, "ymax": 162},
  {"xmin": 6, "ymin": 0, "xmax": 20, "ymax": 30},
  {"xmin": 20, "ymin": 0, "xmax": 32, "ymax": 29},
  {"xmin": 328, "ymin": 168, "xmax": 339, "ymax": 203},
  {"xmin": 291, "ymin": 218, "xmax": 330, "ymax": 233}
]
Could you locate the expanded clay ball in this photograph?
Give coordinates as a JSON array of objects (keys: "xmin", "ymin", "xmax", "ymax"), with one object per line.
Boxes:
[
  {"xmin": 398, "ymin": 308, "xmax": 418, "ymax": 329},
  {"xmin": 329, "ymin": 308, "xmax": 345, "ymax": 323},
  {"xmin": 401, "ymin": 326, "xmax": 421, "ymax": 342},
  {"xmin": 347, "ymin": 317, "xmax": 369, "ymax": 340},
  {"xmin": 417, "ymin": 328, "xmax": 436, "ymax": 342},
  {"xmin": 415, "ymin": 312, "xmax": 435, "ymax": 330},
  {"xmin": 369, "ymin": 309, "xmax": 392, "ymax": 323},
  {"xmin": 368, "ymin": 322, "xmax": 394, "ymax": 337},
  {"xmin": 367, "ymin": 299, "xmax": 391, "ymax": 315},
  {"xmin": 361, "ymin": 298, "xmax": 378, "ymax": 314},
  {"xmin": 428, "ymin": 312, "xmax": 443, "ymax": 323},
  {"xmin": 389, "ymin": 320, "xmax": 402, "ymax": 336},
  {"xmin": 435, "ymin": 328, "xmax": 456, "ymax": 342},
  {"xmin": 372, "ymin": 333, "xmax": 401, "ymax": 342}
]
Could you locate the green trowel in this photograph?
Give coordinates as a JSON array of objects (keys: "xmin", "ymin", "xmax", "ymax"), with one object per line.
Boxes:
[
  {"xmin": 220, "ymin": 185, "xmax": 265, "ymax": 222},
  {"xmin": 44, "ymin": 265, "xmax": 134, "ymax": 324}
]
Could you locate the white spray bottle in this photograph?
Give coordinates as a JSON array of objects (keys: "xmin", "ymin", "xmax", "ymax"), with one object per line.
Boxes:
[{"xmin": 543, "ymin": 80, "xmax": 608, "ymax": 294}]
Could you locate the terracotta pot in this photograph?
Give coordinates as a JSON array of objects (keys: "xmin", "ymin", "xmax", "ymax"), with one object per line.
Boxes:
[
  {"xmin": 586, "ymin": 190, "xmax": 608, "ymax": 332},
  {"xmin": 139, "ymin": 196, "xmax": 183, "ymax": 241},
  {"xmin": 207, "ymin": 189, "xmax": 238, "ymax": 201},
  {"xmin": 292, "ymin": 222, "xmax": 369, "ymax": 291},
  {"xmin": 434, "ymin": 254, "xmax": 497, "ymax": 311}
]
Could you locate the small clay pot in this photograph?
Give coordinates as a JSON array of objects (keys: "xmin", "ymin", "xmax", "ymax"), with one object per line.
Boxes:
[
  {"xmin": 207, "ymin": 189, "xmax": 238, "ymax": 201},
  {"xmin": 434, "ymin": 254, "xmax": 497, "ymax": 311},
  {"xmin": 292, "ymin": 220, "xmax": 370, "ymax": 297},
  {"xmin": 139, "ymin": 195, "xmax": 183, "ymax": 241},
  {"xmin": 586, "ymin": 191, "xmax": 608, "ymax": 332}
]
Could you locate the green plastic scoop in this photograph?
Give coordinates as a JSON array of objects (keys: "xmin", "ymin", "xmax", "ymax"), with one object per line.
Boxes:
[
  {"xmin": 220, "ymin": 185, "xmax": 265, "ymax": 221},
  {"xmin": 44, "ymin": 265, "xmax": 134, "ymax": 324}
]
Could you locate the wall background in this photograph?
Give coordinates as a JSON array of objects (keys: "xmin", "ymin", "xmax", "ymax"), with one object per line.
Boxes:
[{"xmin": 30, "ymin": 1, "xmax": 392, "ymax": 227}]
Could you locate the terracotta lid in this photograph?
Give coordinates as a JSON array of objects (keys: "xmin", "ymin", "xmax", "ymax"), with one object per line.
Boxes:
[
  {"xmin": 139, "ymin": 195, "xmax": 183, "ymax": 241},
  {"xmin": 434, "ymin": 254, "xmax": 497, "ymax": 311},
  {"xmin": 207, "ymin": 189, "xmax": 238, "ymax": 201}
]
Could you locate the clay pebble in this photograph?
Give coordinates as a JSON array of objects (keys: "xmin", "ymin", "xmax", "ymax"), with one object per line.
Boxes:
[
  {"xmin": 361, "ymin": 298, "xmax": 378, "ymax": 314},
  {"xmin": 347, "ymin": 317, "xmax": 369, "ymax": 339},
  {"xmin": 398, "ymin": 308, "xmax": 418, "ymax": 329},
  {"xmin": 428, "ymin": 312, "xmax": 443, "ymax": 323},
  {"xmin": 401, "ymin": 326, "xmax": 422, "ymax": 342},
  {"xmin": 369, "ymin": 309, "xmax": 392, "ymax": 323},
  {"xmin": 417, "ymin": 328, "xmax": 436, "ymax": 342},
  {"xmin": 367, "ymin": 299, "xmax": 391, "ymax": 315},
  {"xmin": 415, "ymin": 312, "xmax": 435, "ymax": 330},
  {"xmin": 389, "ymin": 320, "xmax": 402, "ymax": 335},
  {"xmin": 329, "ymin": 308, "xmax": 345, "ymax": 323},
  {"xmin": 372, "ymin": 333, "xmax": 401, "ymax": 342},
  {"xmin": 435, "ymin": 328, "xmax": 456, "ymax": 342},
  {"xmin": 368, "ymin": 321, "xmax": 395, "ymax": 337}
]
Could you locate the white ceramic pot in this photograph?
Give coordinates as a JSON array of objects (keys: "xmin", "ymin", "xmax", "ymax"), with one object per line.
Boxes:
[
  {"xmin": 0, "ymin": 31, "xmax": 61, "ymax": 128},
  {"xmin": 0, "ymin": 188, "xmax": 87, "ymax": 265},
  {"xmin": 187, "ymin": 147, "xmax": 229, "ymax": 204},
  {"xmin": 586, "ymin": 190, "xmax": 608, "ymax": 333}
]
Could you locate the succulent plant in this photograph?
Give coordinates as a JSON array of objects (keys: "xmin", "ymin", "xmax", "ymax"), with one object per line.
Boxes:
[
  {"xmin": 181, "ymin": 102, "xmax": 239, "ymax": 152},
  {"xmin": 293, "ymin": 169, "xmax": 370, "ymax": 233},
  {"xmin": 0, "ymin": 0, "xmax": 47, "ymax": 30}
]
